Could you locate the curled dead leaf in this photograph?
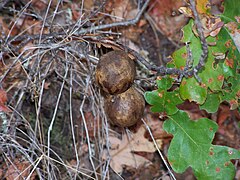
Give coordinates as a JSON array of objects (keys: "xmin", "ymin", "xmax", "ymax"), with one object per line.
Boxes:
[{"xmin": 103, "ymin": 126, "xmax": 156, "ymax": 173}]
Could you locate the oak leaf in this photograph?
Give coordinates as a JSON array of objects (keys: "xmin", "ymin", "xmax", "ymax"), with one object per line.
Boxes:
[{"xmin": 106, "ymin": 126, "xmax": 157, "ymax": 173}]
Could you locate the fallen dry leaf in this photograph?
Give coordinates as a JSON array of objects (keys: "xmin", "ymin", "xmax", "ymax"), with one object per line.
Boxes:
[
  {"xmin": 0, "ymin": 89, "xmax": 11, "ymax": 112},
  {"xmin": 0, "ymin": 89, "xmax": 7, "ymax": 105},
  {"xmin": 83, "ymin": 0, "xmax": 94, "ymax": 11},
  {"xmin": 105, "ymin": 126, "xmax": 156, "ymax": 173},
  {"xmin": 149, "ymin": 0, "xmax": 188, "ymax": 41},
  {"xmin": 144, "ymin": 112, "xmax": 171, "ymax": 140},
  {"xmin": 110, "ymin": 0, "xmax": 133, "ymax": 22},
  {"xmin": 4, "ymin": 159, "xmax": 36, "ymax": 180},
  {"xmin": 43, "ymin": 82, "xmax": 51, "ymax": 90}
]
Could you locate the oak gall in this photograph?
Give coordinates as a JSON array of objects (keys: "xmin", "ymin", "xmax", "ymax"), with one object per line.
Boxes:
[
  {"xmin": 95, "ymin": 50, "xmax": 136, "ymax": 95},
  {"xmin": 104, "ymin": 86, "xmax": 145, "ymax": 127}
]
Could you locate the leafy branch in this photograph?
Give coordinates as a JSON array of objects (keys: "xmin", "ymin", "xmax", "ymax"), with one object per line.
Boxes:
[{"xmin": 145, "ymin": 0, "xmax": 240, "ymax": 179}]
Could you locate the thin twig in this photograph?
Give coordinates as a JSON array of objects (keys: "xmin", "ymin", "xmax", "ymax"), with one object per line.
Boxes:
[
  {"xmin": 47, "ymin": 62, "xmax": 69, "ymax": 178},
  {"xmin": 75, "ymin": 0, "xmax": 150, "ymax": 35},
  {"xmin": 189, "ymin": 0, "xmax": 208, "ymax": 72},
  {"xmin": 5, "ymin": 0, "xmax": 33, "ymax": 44},
  {"xmin": 142, "ymin": 119, "xmax": 176, "ymax": 180},
  {"xmin": 69, "ymin": 65, "xmax": 80, "ymax": 180},
  {"xmin": 7, "ymin": 0, "xmax": 149, "ymax": 43},
  {"xmin": 80, "ymin": 75, "xmax": 98, "ymax": 179},
  {"xmin": 69, "ymin": 0, "xmax": 107, "ymax": 36},
  {"xmin": 5, "ymin": 0, "xmax": 207, "ymax": 82}
]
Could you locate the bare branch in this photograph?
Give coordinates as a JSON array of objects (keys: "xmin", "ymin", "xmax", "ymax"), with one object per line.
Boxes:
[
  {"xmin": 189, "ymin": 0, "xmax": 208, "ymax": 73},
  {"xmin": 75, "ymin": 0, "xmax": 150, "ymax": 35}
]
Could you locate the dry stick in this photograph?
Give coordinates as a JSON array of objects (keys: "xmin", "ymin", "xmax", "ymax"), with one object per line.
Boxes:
[
  {"xmin": 69, "ymin": 0, "xmax": 84, "ymax": 35},
  {"xmin": 47, "ymin": 62, "xmax": 69, "ymax": 179},
  {"xmin": 7, "ymin": 0, "xmax": 207, "ymax": 80},
  {"xmin": 3, "ymin": 107, "xmax": 47, "ymax": 180},
  {"xmin": 101, "ymin": 115, "xmax": 111, "ymax": 179},
  {"xmin": 8, "ymin": 140, "xmax": 43, "ymax": 180},
  {"xmin": 0, "ymin": 0, "xmax": 10, "ymax": 10},
  {"xmin": 7, "ymin": 0, "xmax": 148, "ymax": 42},
  {"xmin": 38, "ymin": 0, "xmax": 52, "ymax": 45},
  {"xmin": 98, "ymin": 93, "xmax": 112, "ymax": 180},
  {"xmin": 7, "ymin": 80, "xmax": 29, "ymax": 136},
  {"xmin": 69, "ymin": 65, "xmax": 80, "ymax": 180},
  {"xmin": 49, "ymin": 0, "xmax": 61, "ymax": 31},
  {"xmin": 42, "ymin": 155, "xmax": 96, "ymax": 179},
  {"xmin": 1, "ymin": 143, "xmax": 39, "ymax": 179},
  {"xmin": 33, "ymin": 0, "xmax": 53, "ymax": 103},
  {"xmin": 0, "ymin": 50, "xmax": 26, "ymax": 84},
  {"xmin": 7, "ymin": 0, "xmax": 107, "ymax": 44},
  {"xmin": 80, "ymin": 76, "xmax": 98, "ymax": 179},
  {"xmin": 189, "ymin": 0, "xmax": 208, "ymax": 80},
  {"xmin": 70, "ymin": 0, "xmax": 107, "ymax": 35},
  {"xmin": 142, "ymin": 119, "xmax": 176, "ymax": 180},
  {"xmin": 35, "ymin": 60, "xmax": 53, "ymax": 176},
  {"xmin": 5, "ymin": 0, "xmax": 33, "ymax": 43},
  {"xmin": 0, "ymin": 132, "xmax": 44, "ymax": 179},
  {"xmin": 43, "ymin": 142, "xmax": 74, "ymax": 178},
  {"xmin": 26, "ymin": 155, "xmax": 44, "ymax": 180},
  {"xmin": 6, "ymin": 0, "xmax": 148, "ymax": 51},
  {"xmin": 75, "ymin": 0, "xmax": 150, "ymax": 35}
]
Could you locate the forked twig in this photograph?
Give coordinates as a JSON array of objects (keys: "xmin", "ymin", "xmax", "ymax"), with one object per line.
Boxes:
[{"xmin": 75, "ymin": 0, "xmax": 150, "ymax": 35}]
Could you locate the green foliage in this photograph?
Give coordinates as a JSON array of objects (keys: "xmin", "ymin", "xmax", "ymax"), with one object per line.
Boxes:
[
  {"xmin": 222, "ymin": 74, "xmax": 240, "ymax": 109},
  {"xmin": 172, "ymin": 18, "xmax": 240, "ymax": 108},
  {"xmin": 200, "ymin": 93, "xmax": 221, "ymax": 113},
  {"xmin": 180, "ymin": 77, "xmax": 207, "ymax": 104},
  {"xmin": 164, "ymin": 110, "xmax": 240, "ymax": 180},
  {"xmin": 144, "ymin": 76, "xmax": 183, "ymax": 115},
  {"xmin": 220, "ymin": 0, "xmax": 240, "ymax": 23},
  {"xmin": 144, "ymin": 1, "xmax": 240, "ymax": 179}
]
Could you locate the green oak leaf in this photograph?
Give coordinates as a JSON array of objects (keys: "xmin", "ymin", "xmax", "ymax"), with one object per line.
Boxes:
[
  {"xmin": 220, "ymin": 0, "xmax": 240, "ymax": 23},
  {"xmin": 156, "ymin": 76, "xmax": 174, "ymax": 90},
  {"xmin": 171, "ymin": 17, "xmax": 239, "ymax": 104},
  {"xmin": 144, "ymin": 76, "xmax": 183, "ymax": 115},
  {"xmin": 163, "ymin": 110, "xmax": 240, "ymax": 180},
  {"xmin": 172, "ymin": 20, "xmax": 223, "ymax": 103},
  {"xmin": 200, "ymin": 93, "xmax": 221, "ymax": 113},
  {"xmin": 219, "ymin": 0, "xmax": 240, "ymax": 76},
  {"xmin": 179, "ymin": 77, "xmax": 207, "ymax": 104},
  {"xmin": 173, "ymin": 20, "xmax": 202, "ymax": 69},
  {"xmin": 222, "ymin": 74, "xmax": 240, "ymax": 109},
  {"xmin": 213, "ymin": 27, "xmax": 239, "ymax": 78}
]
